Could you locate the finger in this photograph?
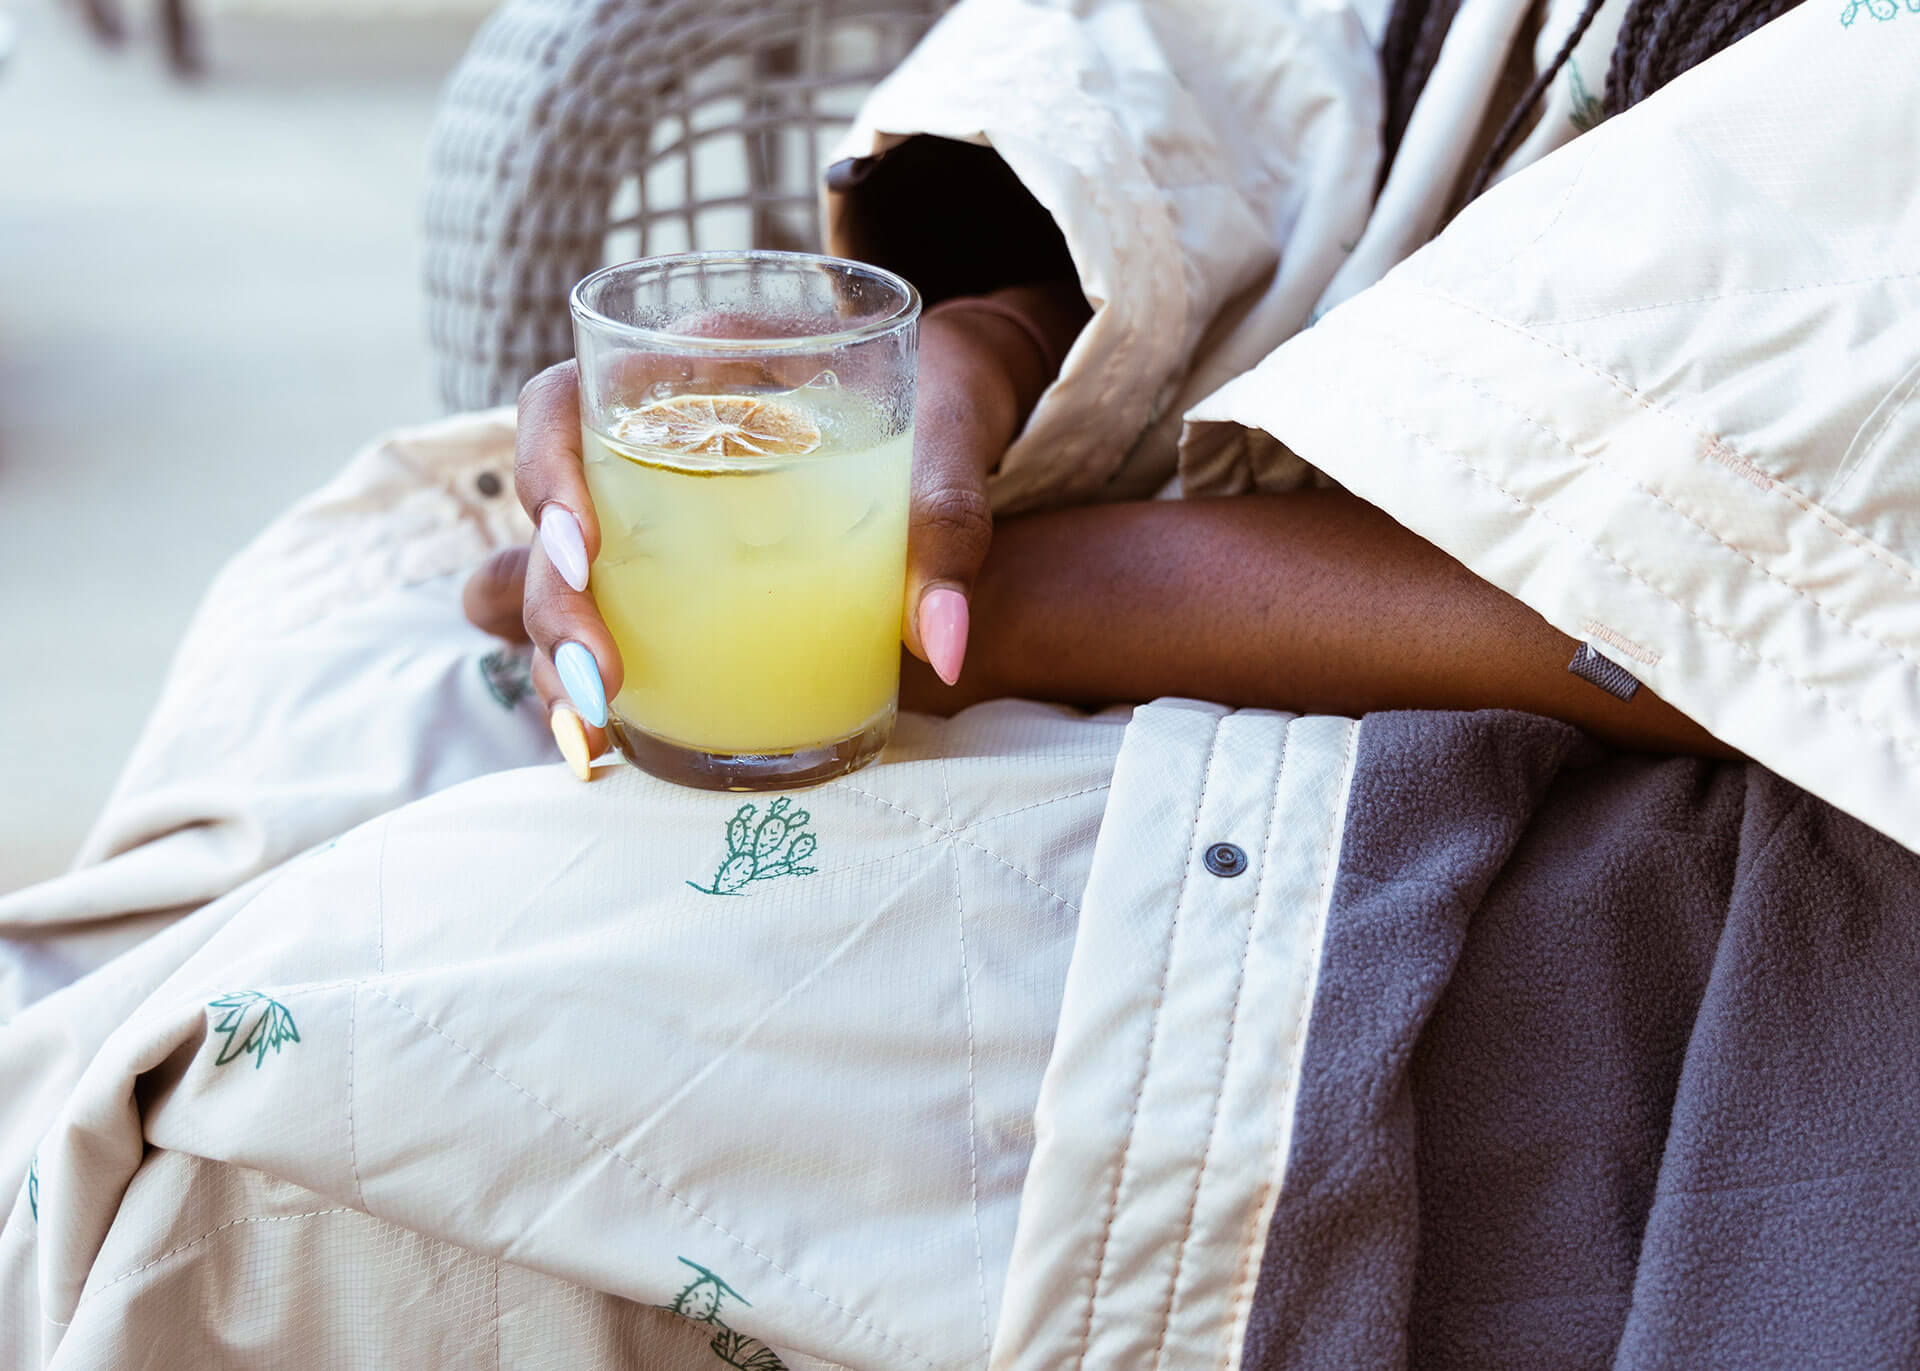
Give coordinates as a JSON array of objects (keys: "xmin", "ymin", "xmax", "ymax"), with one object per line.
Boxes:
[
  {"xmin": 897, "ymin": 645, "xmax": 978, "ymax": 717},
  {"xmin": 903, "ymin": 383, "xmax": 997, "ymax": 686},
  {"xmin": 515, "ymin": 361, "xmax": 598, "ymax": 592},
  {"xmin": 522, "ymin": 535, "xmax": 625, "ymax": 729},
  {"xmin": 462, "ymin": 545, "xmax": 532, "ymax": 641},
  {"xmin": 532, "ymin": 649, "xmax": 609, "ymax": 782}
]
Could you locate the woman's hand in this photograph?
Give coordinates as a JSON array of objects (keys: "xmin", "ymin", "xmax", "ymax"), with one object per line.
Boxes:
[{"xmin": 461, "ymin": 283, "xmax": 1085, "ymax": 776}]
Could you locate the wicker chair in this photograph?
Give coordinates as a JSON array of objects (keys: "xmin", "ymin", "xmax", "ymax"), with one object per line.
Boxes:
[{"xmin": 422, "ymin": 0, "xmax": 951, "ymax": 412}]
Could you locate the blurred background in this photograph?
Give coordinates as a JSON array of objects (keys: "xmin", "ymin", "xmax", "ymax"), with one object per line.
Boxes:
[
  {"xmin": 0, "ymin": 0, "xmax": 485, "ymax": 890},
  {"xmin": 0, "ymin": 0, "xmax": 942, "ymax": 893}
]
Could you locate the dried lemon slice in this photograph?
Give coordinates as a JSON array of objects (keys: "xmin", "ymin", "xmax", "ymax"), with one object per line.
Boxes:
[{"xmin": 611, "ymin": 393, "xmax": 823, "ymax": 458}]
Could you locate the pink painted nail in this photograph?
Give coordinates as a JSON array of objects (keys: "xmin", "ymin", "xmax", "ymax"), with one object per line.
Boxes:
[
  {"xmin": 540, "ymin": 505, "xmax": 590, "ymax": 593},
  {"xmin": 918, "ymin": 587, "xmax": 969, "ymax": 687}
]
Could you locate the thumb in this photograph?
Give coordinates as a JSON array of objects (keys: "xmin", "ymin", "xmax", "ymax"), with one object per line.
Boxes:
[
  {"xmin": 902, "ymin": 412, "xmax": 996, "ymax": 687},
  {"xmin": 462, "ymin": 545, "xmax": 532, "ymax": 642}
]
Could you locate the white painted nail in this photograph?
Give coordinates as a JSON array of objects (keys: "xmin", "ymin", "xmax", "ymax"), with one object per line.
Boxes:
[{"xmin": 540, "ymin": 505, "xmax": 590, "ymax": 592}]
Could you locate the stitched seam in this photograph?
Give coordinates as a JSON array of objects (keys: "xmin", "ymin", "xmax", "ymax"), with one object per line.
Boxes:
[
  {"xmin": 347, "ymin": 984, "xmax": 368, "ymax": 1212},
  {"xmin": 75, "ymin": 1209, "xmax": 359, "ymax": 1308},
  {"xmin": 1073, "ymin": 715, "xmax": 1224, "ymax": 1369},
  {"xmin": 1862, "ymin": 366, "xmax": 1920, "ymax": 466},
  {"xmin": 1722, "ymin": 472, "xmax": 1918, "ymax": 590},
  {"xmin": 706, "ymin": 822, "xmax": 1036, "ymax": 895},
  {"xmin": 363, "ymin": 987, "xmax": 939, "ymax": 1371},
  {"xmin": 199, "ymin": 976, "xmax": 388, "ymax": 1003},
  {"xmin": 492, "ymin": 1257, "xmax": 502, "ymax": 1371},
  {"xmin": 951, "ymin": 835, "xmax": 1083, "ymax": 912},
  {"xmin": 204, "ymin": 845, "xmax": 965, "ymax": 1007},
  {"xmin": 1219, "ymin": 719, "xmax": 1360, "ymax": 1371},
  {"xmin": 1831, "ymin": 356, "xmax": 1920, "ymax": 503},
  {"xmin": 1215, "ymin": 1203, "xmax": 1265, "ymax": 1371},
  {"xmin": 1149, "ymin": 725, "xmax": 1289, "ymax": 1371},
  {"xmin": 1521, "ymin": 267, "xmax": 1920, "ymax": 328},
  {"xmin": 1462, "ymin": 144, "xmax": 1593, "ymax": 287},
  {"xmin": 80, "ymin": 860, "xmax": 306, "ymax": 1039},
  {"xmin": 1309, "ymin": 366, "xmax": 1920, "ymax": 760},
  {"xmin": 834, "ymin": 784, "xmax": 1087, "ymax": 910},
  {"xmin": 1408, "ymin": 281, "xmax": 1920, "ymax": 590},
  {"xmin": 636, "ymin": 839, "xmax": 952, "ymax": 1147},
  {"xmin": 1214, "ymin": 1129, "xmax": 1272, "ymax": 1371},
  {"xmin": 375, "ymin": 814, "xmax": 390, "ymax": 974},
  {"xmin": 836, "ymin": 780, "xmax": 1111, "ymax": 836},
  {"xmin": 762, "ymin": 834, "xmax": 953, "ymax": 885},
  {"xmin": 1582, "ymin": 619, "xmax": 1660, "ymax": 666},
  {"xmin": 831, "ymin": 783, "xmax": 946, "ymax": 832},
  {"xmin": 943, "ymin": 759, "xmax": 992, "ymax": 1361},
  {"xmin": 1372, "ymin": 328, "xmax": 1920, "ymax": 678},
  {"xmin": 965, "ymin": 782, "xmax": 1113, "ymax": 829},
  {"xmin": 1702, "ymin": 440, "xmax": 1775, "ymax": 490}
]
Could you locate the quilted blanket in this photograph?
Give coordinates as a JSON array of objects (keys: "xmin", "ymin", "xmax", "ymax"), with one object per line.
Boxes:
[{"xmin": 5, "ymin": 700, "xmax": 1917, "ymax": 1368}]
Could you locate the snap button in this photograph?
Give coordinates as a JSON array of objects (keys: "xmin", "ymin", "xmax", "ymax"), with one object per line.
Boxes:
[
  {"xmin": 474, "ymin": 470, "xmax": 504, "ymax": 498},
  {"xmin": 1204, "ymin": 842, "xmax": 1247, "ymax": 878}
]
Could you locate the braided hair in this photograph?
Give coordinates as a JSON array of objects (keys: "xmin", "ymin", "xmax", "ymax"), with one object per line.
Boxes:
[
  {"xmin": 1602, "ymin": 0, "xmax": 1809, "ymax": 114},
  {"xmin": 1381, "ymin": 0, "xmax": 1809, "ymax": 198}
]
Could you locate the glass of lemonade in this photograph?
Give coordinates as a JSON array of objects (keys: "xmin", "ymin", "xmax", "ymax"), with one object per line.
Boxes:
[{"xmin": 569, "ymin": 251, "xmax": 920, "ymax": 790}]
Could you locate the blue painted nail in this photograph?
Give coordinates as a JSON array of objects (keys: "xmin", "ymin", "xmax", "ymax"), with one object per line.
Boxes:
[{"xmin": 554, "ymin": 641, "xmax": 608, "ymax": 727}]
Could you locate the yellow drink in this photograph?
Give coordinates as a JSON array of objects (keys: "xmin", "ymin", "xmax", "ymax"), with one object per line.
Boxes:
[{"xmin": 582, "ymin": 384, "xmax": 912, "ymax": 763}]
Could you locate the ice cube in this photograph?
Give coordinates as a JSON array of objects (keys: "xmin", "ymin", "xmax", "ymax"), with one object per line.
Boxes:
[{"xmin": 595, "ymin": 515, "xmax": 655, "ymax": 568}]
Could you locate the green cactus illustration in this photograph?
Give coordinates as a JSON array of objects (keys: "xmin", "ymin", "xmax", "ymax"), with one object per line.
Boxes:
[
  {"xmin": 207, "ymin": 991, "xmax": 301, "ymax": 1068},
  {"xmin": 669, "ymin": 1259, "xmax": 742, "ymax": 1323},
  {"xmin": 687, "ymin": 799, "xmax": 819, "ymax": 895},
  {"xmin": 1841, "ymin": 0, "xmax": 1898, "ymax": 22},
  {"xmin": 1566, "ymin": 57, "xmax": 1605, "ymax": 132},
  {"xmin": 479, "ymin": 648, "xmax": 535, "ymax": 709},
  {"xmin": 707, "ymin": 1332, "xmax": 787, "ymax": 1371},
  {"xmin": 665, "ymin": 1258, "xmax": 788, "ymax": 1370}
]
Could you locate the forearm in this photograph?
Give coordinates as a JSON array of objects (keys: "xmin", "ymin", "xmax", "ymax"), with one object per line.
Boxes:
[{"xmin": 914, "ymin": 490, "xmax": 1732, "ymax": 757}]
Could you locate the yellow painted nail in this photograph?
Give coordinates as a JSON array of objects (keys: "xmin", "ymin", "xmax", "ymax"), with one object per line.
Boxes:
[{"xmin": 549, "ymin": 705, "xmax": 593, "ymax": 782}]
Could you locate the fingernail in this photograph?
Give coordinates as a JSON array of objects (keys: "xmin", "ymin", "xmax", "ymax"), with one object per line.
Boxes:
[
  {"xmin": 540, "ymin": 505, "xmax": 590, "ymax": 593},
  {"xmin": 554, "ymin": 641, "xmax": 608, "ymax": 727},
  {"xmin": 918, "ymin": 587, "xmax": 969, "ymax": 687},
  {"xmin": 549, "ymin": 704, "xmax": 593, "ymax": 782}
]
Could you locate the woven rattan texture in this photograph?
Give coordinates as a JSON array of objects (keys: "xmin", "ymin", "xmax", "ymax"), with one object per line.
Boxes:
[{"xmin": 424, "ymin": 0, "xmax": 950, "ymax": 411}]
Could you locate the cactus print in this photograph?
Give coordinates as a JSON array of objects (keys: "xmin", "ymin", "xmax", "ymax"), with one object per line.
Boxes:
[
  {"xmin": 1566, "ymin": 57, "xmax": 1605, "ymax": 132},
  {"xmin": 1840, "ymin": 0, "xmax": 1912, "ymax": 23},
  {"xmin": 687, "ymin": 799, "xmax": 819, "ymax": 896},
  {"xmin": 207, "ymin": 992, "xmax": 301, "ymax": 1068},
  {"xmin": 478, "ymin": 648, "xmax": 535, "ymax": 710},
  {"xmin": 665, "ymin": 1258, "xmax": 789, "ymax": 1370}
]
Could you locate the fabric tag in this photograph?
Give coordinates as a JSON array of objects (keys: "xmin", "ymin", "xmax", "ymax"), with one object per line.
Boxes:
[{"xmin": 1568, "ymin": 642, "xmax": 1642, "ymax": 701}]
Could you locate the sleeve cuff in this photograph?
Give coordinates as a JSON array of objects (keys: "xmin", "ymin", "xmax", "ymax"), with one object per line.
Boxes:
[{"xmin": 826, "ymin": 0, "xmax": 1276, "ymax": 513}]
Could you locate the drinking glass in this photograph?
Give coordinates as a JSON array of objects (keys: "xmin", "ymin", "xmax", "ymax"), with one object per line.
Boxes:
[{"xmin": 570, "ymin": 251, "xmax": 920, "ymax": 789}]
